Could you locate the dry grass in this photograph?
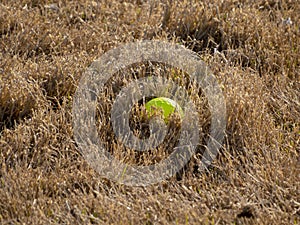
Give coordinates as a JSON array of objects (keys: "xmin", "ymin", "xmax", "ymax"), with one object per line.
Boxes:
[{"xmin": 0, "ymin": 0, "xmax": 299, "ymax": 224}]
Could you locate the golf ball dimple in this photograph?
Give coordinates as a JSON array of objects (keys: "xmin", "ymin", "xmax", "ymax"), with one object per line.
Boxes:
[{"xmin": 145, "ymin": 97, "xmax": 184, "ymax": 121}]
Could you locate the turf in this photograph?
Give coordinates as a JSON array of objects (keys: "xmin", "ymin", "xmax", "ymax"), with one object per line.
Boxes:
[{"xmin": 0, "ymin": 0, "xmax": 299, "ymax": 224}]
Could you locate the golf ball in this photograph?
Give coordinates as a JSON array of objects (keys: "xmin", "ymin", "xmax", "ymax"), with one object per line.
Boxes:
[{"xmin": 145, "ymin": 97, "xmax": 184, "ymax": 121}]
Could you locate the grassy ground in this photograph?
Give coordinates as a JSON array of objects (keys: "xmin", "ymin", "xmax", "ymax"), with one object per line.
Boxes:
[{"xmin": 0, "ymin": 0, "xmax": 299, "ymax": 224}]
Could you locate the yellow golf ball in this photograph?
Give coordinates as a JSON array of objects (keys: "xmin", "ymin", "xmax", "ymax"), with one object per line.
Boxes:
[{"xmin": 145, "ymin": 97, "xmax": 184, "ymax": 122}]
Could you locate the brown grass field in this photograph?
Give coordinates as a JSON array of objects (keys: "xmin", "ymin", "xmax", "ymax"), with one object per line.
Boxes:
[{"xmin": 0, "ymin": 0, "xmax": 299, "ymax": 224}]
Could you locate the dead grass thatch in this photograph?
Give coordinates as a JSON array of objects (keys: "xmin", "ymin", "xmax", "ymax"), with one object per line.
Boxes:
[{"xmin": 0, "ymin": 0, "xmax": 299, "ymax": 224}]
